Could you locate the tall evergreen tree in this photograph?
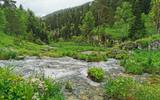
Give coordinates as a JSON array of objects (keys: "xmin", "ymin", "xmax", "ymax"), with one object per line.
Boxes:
[
  {"xmin": 91, "ymin": 0, "xmax": 122, "ymax": 26},
  {"xmin": 150, "ymin": 0, "xmax": 160, "ymax": 34},
  {"xmin": 80, "ymin": 11, "xmax": 95, "ymax": 41},
  {"xmin": 114, "ymin": 2, "xmax": 135, "ymax": 37},
  {"xmin": 129, "ymin": 0, "xmax": 146, "ymax": 40},
  {"xmin": 0, "ymin": 8, "xmax": 6, "ymax": 31},
  {"xmin": 4, "ymin": 9, "xmax": 26, "ymax": 35}
]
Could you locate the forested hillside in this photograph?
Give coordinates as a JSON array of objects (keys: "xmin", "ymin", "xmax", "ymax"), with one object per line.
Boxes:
[
  {"xmin": 44, "ymin": 2, "xmax": 91, "ymax": 40},
  {"xmin": 0, "ymin": 0, "xmax": 51, "ymax": 43},
  {"xmin": 44, "ymin": 0, "xmax": 159, "ymax": 45}
]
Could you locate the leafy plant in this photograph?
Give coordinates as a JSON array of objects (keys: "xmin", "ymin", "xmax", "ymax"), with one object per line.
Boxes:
[
  {"xmin": 121, "ymin": 50, "xmax": 160, "ymax": 75},
  {"xmin": 0, "ymin": 67, "xmax": 64, "ymax": 100},
  {"xmin": 0, "ymin": 48, "xmax": 17, "ymax": 60},
  {"xmin": 105, "ymin": 77, "xmax": 160, "ymax": 100},
  {"xmin": 105, "ymin": 77, "xmax": 135, "ymax": 100},
  {"xmin": 88, "ymin": 67, "xmax": 105, "ymax": 82},
  {"xmin": 65, "ymin": 80, "xmax": 73, "ymax": 92}
]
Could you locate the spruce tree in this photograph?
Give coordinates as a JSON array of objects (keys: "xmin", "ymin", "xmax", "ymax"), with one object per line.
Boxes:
[
  {"xmin": 129, "ymin": 0, "xmax": 146, "ymax": 40},
  {"xmin": 0, "ymin": 9, "xmax": 6, "ymax": 32}
]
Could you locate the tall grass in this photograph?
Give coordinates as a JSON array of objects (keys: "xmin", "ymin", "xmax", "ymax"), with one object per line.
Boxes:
[
  {"xmin": 121, "ymin": 50, "xmax": 160, "ymax": 74},
  {"xmin": 105, "ymin": 77, "xmax": 160, "ymax": 100},
  {"xmin": 0, "ymin": 67, "xmax": 64, "ymax": 100}
]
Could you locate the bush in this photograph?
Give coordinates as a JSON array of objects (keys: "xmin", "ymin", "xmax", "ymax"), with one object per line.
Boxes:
[
  {"xmin": 0, "ymin": 67, "xmax": 64, "ymax": 100},
  {"xmin": 105, "ymin": 77, "xmax": 160, "ymax": 100},
  {"xmin": 88, "ymin": 67, "xmax": 105, "ymax": 82},
  {"xmin": 65, "ymin": 80, "xmax": 73, "ymax": 92},
  {"xmin": 0, "ymin": 48, "xmax": 17, "ymax": 60},
  {"xmin": 106, "ymin": 77, "xmax": 135, "ymax": 100}
]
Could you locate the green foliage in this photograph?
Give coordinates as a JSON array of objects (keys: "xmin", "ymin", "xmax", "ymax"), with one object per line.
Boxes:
[
  {"xmin": 0, "ymin": 31, "xmax": 107, "ymax": 62},
  {"xmin": 0, "ymin": 48, "xmax": 17, "ymax": 60},
  {"xmin": 114, "ymin": 2, "xmax": 135, "ymax": 37},
  {"xmin": 106, "ymin": 48, "xmax": 128, "ymax": 59},
  {"xmin": 119, "ymin": 41, "xmax": 137, "ymax": 50},
  {"xmin": 121, "ymin": 50, "xmax": 160, "ymax": 74},
  {"xmin": 128, "ymin": 0, "xmax": 147, "ymax": 40},
  {"xmin": 0, "ymin": 67, "xmax": 64, "ymax": 100},
  {"xmin": 80, "ymin": 11, "xmax": 95, "ymax": 40},
  {"xmin": 106, "ymin": 77, "xmax": 135, "ymax": 99},
  {"xmin": 4, "ymin": 8, "xmax": 27, "ymax": 35},
  {"xmin": 92, "ymin": 0, "xmax": 122, "ymax": 26},
  {"xmin": 136, "ymin": 34, "xmax": 160, "ymax": 49},
  {"xmin": 88, "ymin": 67, "xmax": 105, "ymax": 82},
  {"xmin": 44, "ymin": 2, "xmax": 90, "ymax": 40},
  {"xmin": 27, "ymin": 10, "xmax": 49, "ymax": 43},
  {"xmin": 129, "ymin": 16, "xmax": 146, "ymax": 40},
  {"xmin": 142, "ymin": 13, "xmax": 156, "ymax": 35},
  {"xmin": 150, "ymin": 0, "xmax": 160, "ymax": 34},
  {"xmin": 0, "ymin": 2, "xmax": 50, "ymax": 43},
  {"xmin": 76, "ymin": 53, "xmax": 107, "ymax": 62},
  {"xmin": 50, "ymin": 41, "xmax": 106, "ymax": 61},
  {"xmin": 105, "ymin": 76, "xmax": 160, "ymax": 100},
  {"xmin": 0, "ymin": 9, "xmax": 6, "ymax": 32},
  {"xmin": 65, "ymin": 80, "xmax": 73, "ymax": 92}
]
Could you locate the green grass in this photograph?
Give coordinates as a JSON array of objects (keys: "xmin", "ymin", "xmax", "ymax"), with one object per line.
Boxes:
[
  {"xmin": 0, "ymin": 67, "xmax": 64, "ymax": 100},
  {"xmin": 121, "ymin": 50, "xmax": 160, "ymax": 75},
  {"xmin": 0, "ymin": 32, "xmax": 107, "ymax": 61},
  {"xmin": 48, "ymin": 42, "xmax": 107, "ymax": 61},
  {"xmin": 105, "ymin": 76, "xmax": 160, "ymax": 100}
]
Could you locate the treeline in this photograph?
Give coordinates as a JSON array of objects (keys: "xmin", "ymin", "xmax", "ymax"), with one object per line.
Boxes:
[
  {"xmin": 44, "ymin": 0, "xmax": 160, "ymax": 45},
  {"xmin": 0, "ymin": 0, "xmax": 50, "ymax": 44},
  {"xmin": 44, "ymin": 2, "xmax": 90, "ymax": 40}
]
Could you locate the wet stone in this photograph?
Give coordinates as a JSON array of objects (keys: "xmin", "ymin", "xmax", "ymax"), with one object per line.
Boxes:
[{"xmin": 0, "ymin": 56, "xmax": 124, "ymax": 100}]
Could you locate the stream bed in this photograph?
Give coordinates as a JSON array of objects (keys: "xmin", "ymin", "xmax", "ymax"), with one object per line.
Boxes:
[{"xmin": 0, "ymin": 56, "xmax": 124, "ymax": 100}]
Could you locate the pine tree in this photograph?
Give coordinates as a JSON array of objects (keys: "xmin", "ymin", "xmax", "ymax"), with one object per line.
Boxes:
[
  {"xmin": 150, "ymin": 0, "xmax": 160, "ymax": 34},
  {"xmin": 129, "ymin": 0, "xmax": 146, "ymax": 40},
  {"xmin": 80, "ymin": 11, "xmax": 95, "ymax": 40},
  {"xmin": 114, "ymin": 2, "xmax": 135, "ymax": 39},
  {"xmin": 0, "ymin": 9, "xmax": 6, "ymax": 32}
]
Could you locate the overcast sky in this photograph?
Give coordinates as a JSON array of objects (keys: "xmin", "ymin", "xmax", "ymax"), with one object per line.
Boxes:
[{"xmin": 15, "ymin": 0, "xmax": 93, "ymax": 17}]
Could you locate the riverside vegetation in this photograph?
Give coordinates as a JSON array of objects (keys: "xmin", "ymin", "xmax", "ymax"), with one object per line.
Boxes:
[{"xmin": 0, "ymin": 0, "xmax": 160, "ymax": 100}]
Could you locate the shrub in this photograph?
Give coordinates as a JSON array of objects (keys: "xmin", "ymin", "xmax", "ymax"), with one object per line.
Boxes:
[
  {"xmin": 121, "ymin": 60, "xmax": 144, "ymax": 74},
  {"xmin": 88, "ymin": 67, "xmax": 105, "ymax": 82},
  {"xmin": 105, "ymin": 77, "xmax": 135, "ymax": 100},
  {"xmin": 105, "ymin": 77, "xmax": 160, "ymax": 100},
  {"xmin": 0, "ymin": 48, "xmax": 17, "ymax": 60},
  {"xmin": 65, "ymin": 80, "xmax": 73, "ymax": 92},
  {"xmin": 0, "ymin": 67, "xmax": 64, "ymax": 100}
]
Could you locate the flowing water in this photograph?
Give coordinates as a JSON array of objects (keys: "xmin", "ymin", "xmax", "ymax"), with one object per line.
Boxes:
[{"xmin": 0, "ymin": 56, "xmax": 124, "ymax": 100}]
